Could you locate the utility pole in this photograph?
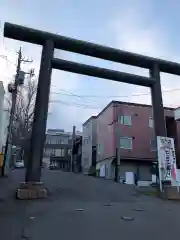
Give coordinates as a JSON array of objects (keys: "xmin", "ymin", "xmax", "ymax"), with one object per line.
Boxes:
[
  {"xmin": 2, "ymin": 47, "xmax": 32, "ymax": 176},
  {"xmin": 71, "ymin": 126, "xmax": 76, "ymax": 172}
]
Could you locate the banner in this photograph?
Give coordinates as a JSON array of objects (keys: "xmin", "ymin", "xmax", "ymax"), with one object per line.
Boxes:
[{"xmin": 157, "ymin": 136, "xmax": 178, "ymax": 191}]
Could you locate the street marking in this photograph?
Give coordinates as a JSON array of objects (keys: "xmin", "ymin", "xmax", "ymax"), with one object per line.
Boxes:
[
  {"xmin": 75, "ymin": 208, "xmax": 84, "ymax": 211},
  {"xmin": 132, "ymin": 208, "xmax": 145, "ymax": 212},
  {"xmin": 121, "ymin": 216, "xmax": 134, "ymax": 221},
  {"xmin": 103, "ymin": 203, "xmax": 113, "ymax": 206}
]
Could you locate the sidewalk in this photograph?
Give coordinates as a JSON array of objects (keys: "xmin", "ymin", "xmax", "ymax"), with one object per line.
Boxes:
[
  {"xmin": 0, "ymin": 170, "xmax": 28, "ymax": 240},
  {"xmin": 0, "ymin": 175, "xmax": 13, "ymax": 200}
]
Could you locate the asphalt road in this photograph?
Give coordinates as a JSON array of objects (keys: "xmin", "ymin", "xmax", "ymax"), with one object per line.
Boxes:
[{"xmin": 1, "ymin": 169, "xmax": 180, "ymax": 240}]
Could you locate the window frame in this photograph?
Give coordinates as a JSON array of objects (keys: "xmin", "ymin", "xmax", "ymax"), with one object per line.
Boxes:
[
  {"xmin": 55, "ymin": 148, "xmax": 65, "ymax": 157},
  {"xmin": 120, "ymin": 137, "xmax": 133, "ymax": 150},
  {"xmin": 97, "ymin": 143, "xmax": 102, "ymax": 154},
  {"xmin": 149, "ymin": 117, "xmax": 154, "ymax": 128},
  {"xmin": 119, "ymin": 115, "xmax": 132, "ymax": 126}
]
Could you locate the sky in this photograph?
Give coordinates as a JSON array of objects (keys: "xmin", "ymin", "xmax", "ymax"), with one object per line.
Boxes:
[{"xmin": 0, "ymin": 0, "xmax": 180, "ymax": 131}]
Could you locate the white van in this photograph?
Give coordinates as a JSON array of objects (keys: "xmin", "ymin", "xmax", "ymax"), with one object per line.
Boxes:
[{"xmin": 15, "ymin": 159, "xmax": 24, "ymax": 168}]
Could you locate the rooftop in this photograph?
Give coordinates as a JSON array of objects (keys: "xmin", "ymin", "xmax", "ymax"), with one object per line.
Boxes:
[{"xmin": 83, "ymin": 100, "xmax": 175, "ymax": 124}]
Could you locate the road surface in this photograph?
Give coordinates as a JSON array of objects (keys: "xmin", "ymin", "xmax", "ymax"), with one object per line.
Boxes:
[{"xmin": 0, "ymin": 169, "xmax": 180, "ymax": 239}]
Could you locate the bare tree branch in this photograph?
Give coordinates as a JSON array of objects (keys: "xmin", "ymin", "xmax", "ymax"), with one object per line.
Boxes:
[{"xmin": 5, "ymin": 72, "xmax": 37, "ymax": 151}]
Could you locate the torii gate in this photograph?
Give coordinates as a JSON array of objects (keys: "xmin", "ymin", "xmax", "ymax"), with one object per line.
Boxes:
[{"xmin": 4, "ymin": 22, "xmax": 180, "ymax": 182}]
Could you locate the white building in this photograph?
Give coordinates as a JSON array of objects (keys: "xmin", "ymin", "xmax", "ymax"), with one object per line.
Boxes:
[
  {"xmin": 2, "ymin": 109, "xmax": 10, "ymax": 149},
  {"xmin": 0, "ymin": 82, "xmax": 6, "ymax": 152},
  {"xmin": 82, "ymin": 116, "xmax": 97, "ymax": 174}
]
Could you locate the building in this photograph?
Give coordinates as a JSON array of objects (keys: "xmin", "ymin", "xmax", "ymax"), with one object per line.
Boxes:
[
  {"xmin": 73, "ymin": 135, "xmax": 82, "ymax": 173},
  {"xmin": 0, "ymin": 82, "xmax": 5, "ymax": 152},
  {"xmin": 43, "ymin": 128, "xmax": 82, "ymax": 170},
  {"xmin": 94, "ymin": 100, "xmax": 180, "ymax": 182},
  {"xmin": 2, "ymin": 109, "xmax": 10, "ymax": 151},
  {"xmin": 82, "ymin": 116, "xmax": 97, "ymax": 174}
]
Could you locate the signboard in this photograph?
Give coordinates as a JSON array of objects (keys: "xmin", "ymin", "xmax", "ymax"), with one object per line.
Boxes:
[
  {"xmin": 0, "ymin": 153, "xmax": 4, "ymax": 167},
  {"xmin": 157, "ymin": 136, "xmax": 179, "ymax": 192}
]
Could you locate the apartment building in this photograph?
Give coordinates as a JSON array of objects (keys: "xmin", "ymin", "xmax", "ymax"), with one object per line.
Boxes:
[
  {"xmin": 82, "ymin": 116, "xmax": 97, "ymax": 174},
  {"xmin": 95, "ymin": 101, "xmax": 180, "ymax": 181},
  {"xmin": 43, "ymin": 129, "xmax": 82, "ymax": 170}
]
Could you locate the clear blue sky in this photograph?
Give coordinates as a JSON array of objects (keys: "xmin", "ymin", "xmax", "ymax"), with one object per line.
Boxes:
[{"xmin": 0, "ymin": 0, "xmax": 180, "ymax": 131}]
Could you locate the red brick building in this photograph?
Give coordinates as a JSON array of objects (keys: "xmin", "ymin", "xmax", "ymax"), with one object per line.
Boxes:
[{"xmin": 96, "ymin": 101, "xmax": 180, "ymax": 181}]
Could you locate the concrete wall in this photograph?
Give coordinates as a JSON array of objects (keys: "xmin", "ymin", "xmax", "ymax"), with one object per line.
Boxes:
[
  {"xmin": 96, "ymin": 159, "xmax": 152, "ymax": 181},
  {"xmin": 96, "ymin": 159, "xmax": 115, "ymax": 179}
]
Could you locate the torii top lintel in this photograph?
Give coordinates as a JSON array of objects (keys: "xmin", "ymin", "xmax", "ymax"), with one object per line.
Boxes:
[{"xmin": 4, "ymin": 22, "xmax": 180, "ymax": 76}]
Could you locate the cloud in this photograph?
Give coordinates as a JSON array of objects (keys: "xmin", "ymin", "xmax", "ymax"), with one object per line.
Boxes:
[
  {"xmin": 1, "ymin": 1, "xmax": 180, "ymax": 132},
  {"xmin": 48, "ymin": 1, "xmax": 180, "ymax": 130},
  {"xmin": 109, "ymin": 2, "xmax": 180, "ymax": 108}
]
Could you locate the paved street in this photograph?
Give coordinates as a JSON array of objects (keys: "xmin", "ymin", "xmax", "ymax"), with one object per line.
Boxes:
[{"xmin": 1, "ymin": 169, "xmax": 180, "ymax": 239}]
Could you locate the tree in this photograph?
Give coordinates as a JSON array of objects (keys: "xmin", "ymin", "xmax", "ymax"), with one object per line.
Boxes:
[{"xmin": 6, "ymin": 71, "xmax": 37, "ymax": 162}]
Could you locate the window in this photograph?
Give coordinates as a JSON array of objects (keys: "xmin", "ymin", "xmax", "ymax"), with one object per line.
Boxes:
[
  {"xmin": 150, "ymin": 139, "xmax": 157, "ymax": 151},
  {"xmin": 57, "ymin": 138, "xmax": 63, "ymax": 144},
  {"xmin": 68, "ymin": 149, "xmax": 71, "ymax": 155},
  {"xmin": 97, "ymin": 143, "xmax": 102, "ymax": 154},
  {"xmin": 149, "ymin": 117, "xmax": 153, "ymax": 128},
  {"xmin": 51, "ymin": 149, "xmax": 55, "ymax": 156},
  {"xmin": 44, "ymin": 148, "xmax": 54, "ymax": 157},
  {"xmin": 46, "ymin": 137, "xmax": 51, "ymax": 144},
  {"xmin": 83, "ymin": 138, "xmax": 88, "ymax": 145},
  {"xmin": 120, "ymin": 137, "xmax": 132, "ymax": 149},
  {"xmin": 55, "ymin": 148, "xmax": 65, "ymax": 157},
  {"xmin": 119, "ymin": 115, "xmax": 132, "ymax": 125}
]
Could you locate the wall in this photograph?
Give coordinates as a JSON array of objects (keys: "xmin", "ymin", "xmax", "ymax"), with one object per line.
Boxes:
[
  {"xmin": 96, "ymin": 103, "xmax": 115, "ymax": 162},
  {"xmin": 96, "ymin": 159, "xmax": 115, "ymax": 179},
  {"xmin": 2, "ymin": 109, "xmax": 10, "ymax": 149},
  {"xmin": 174, "ymin": 122, "xmax": 180, "ymax": 167},
  {"xmin": 114, "ymin": 102, "xmax": 174, "ymax": 161},
  {"xmin": 82, "ymin": 117, "xmax": 97, "ymax": 173},
  {"xmin": 0, "ymin": 82, "xmax": 5, "ymax": 151},
  {"xmin": 92, "ymin": 118, "xmax": 97, "ymax": 146}
]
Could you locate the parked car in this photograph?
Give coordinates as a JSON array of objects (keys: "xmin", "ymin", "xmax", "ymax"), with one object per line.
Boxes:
[
  {"xmin": 49, "ymin": 163, "xmax": 60, "ymax": 170},
  {"xmin": 15, "ymin": 159, "xmax": 24, "ymax": 168}
]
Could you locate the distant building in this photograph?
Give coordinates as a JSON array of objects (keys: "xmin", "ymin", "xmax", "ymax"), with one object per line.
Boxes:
[
  {"xmin": 43, "ymin": 128, "xmax": 82, "ymax": 170},
  {"xmin": 95, "ymin": 100, "xmax": 180, "ymax": 181},
  {"xmin": 82, "ymin": 116, "xmax": 97, "ymax": 174}
]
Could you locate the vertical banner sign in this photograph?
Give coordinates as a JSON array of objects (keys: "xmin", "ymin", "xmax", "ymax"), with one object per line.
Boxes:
[{"xmin": 157, "ymin": 136, "xmax": 179, "ymax": 192}]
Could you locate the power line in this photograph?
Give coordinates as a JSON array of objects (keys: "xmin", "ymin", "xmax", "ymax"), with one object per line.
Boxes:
[
  {"xmin": 50, "ymin": 85, "xmax": 180, "ymax": 99},
  {"xmin": 49, "ymin": 98, "xmax": 179, "ymax": 110},
  {"xmin": 51, "ymin": 84, "xmax": 92, "ymax": 104},
  {"xmin": 49, "ymin": 100, "xmax": 100, "ymax": 109},
  {"xmin": 0, "ymin": 54, "xmax": 16, "ymax": 67}
]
